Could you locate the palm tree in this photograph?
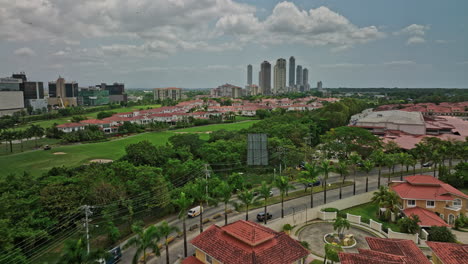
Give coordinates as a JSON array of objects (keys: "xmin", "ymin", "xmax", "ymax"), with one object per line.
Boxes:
[
  {"xmin": 397, "ymin": 152, "xmax": 411, "ymax": 180},
  {"xmin": 319, "ymin": 160, "xmax": 332, "ymax": 204},
  {"xmin": 385, "ymin": 153, "xmax": 398, "ymax": 183},
  {"xmin": 27, "ymin": 124, "xmax": 44, "ymax": 148},
  {"xmin": 156, "ymin": 221, "xmax": 179, "ymax": 264},
  {"xmin": 59, "ymin": 238, "xmax": 107, "ymax": 264},
  {"xmin": 371, "ymin": 187, "xmax": 400, "ymax": 221},
  {"xmin": 333, "ymin": 161, "xmax": 349, "ymax": 199},
  {"xmin": 255, "ymin": 181, "xmax": 273, "ymax": 224},
  {"xmin": 370, "ymin": 150, "xmax": 385, "ymax": 187},
  {"xmin": 298, "ymin": 162, "xmax": 320, "ymax": 208},
  {"xmin": 124, "ymin": 224, "xmax": 161, "ymax": 264},
  {"xmin": 187, "ymin": 178, "xmax": 209, "ymax": 233},
  {"xmin": 348, "ymin": 154, "xmax": 362, "ymax": 195},
  {"xmin": 431, "ymin": 150, "xmax": 441, "ymax": 177},
  {"xmin": 274, "ymin": 176, "xmax": 296, "ymax": 218},
  {"xmin": 359, "ymin": 160, "xmax": 374, "ymax": 192},
  {"xmin": 333, "ymin": 217, "xmax": 351, "ymax": 240},
  {"xmin": 237, "ymin": 189, "xmax": 255, "ymax": 221},
  {"xmin": 213, "ymin": 181, "xmax": 233, "ymax": 225},
  {"xmin": 173, "ymin": 192, "xmax": 193, "ymax": 257}
]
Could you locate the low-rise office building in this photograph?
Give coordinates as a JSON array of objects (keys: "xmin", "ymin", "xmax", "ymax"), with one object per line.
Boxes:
[{"xmin": 0, "ymin": 91, "xmax": 25, "ymax": 116}]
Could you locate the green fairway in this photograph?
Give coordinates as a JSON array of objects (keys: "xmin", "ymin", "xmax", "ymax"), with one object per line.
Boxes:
[
  {"xmin": 16, "ymin": 104, "xmax": 162, "ymax": 130},
  {"xmin": 0, "ymin": 120, "xmax": 259, "ymax": 177}
]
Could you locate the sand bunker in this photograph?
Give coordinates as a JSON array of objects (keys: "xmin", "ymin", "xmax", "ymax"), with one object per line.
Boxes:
[
  {"xmin": 90, "ymin": 159, "xmax": 113, "ymax": 163},
  {"xmin": 53, "ymin": 152, "xmax": 66, "ymax": 155},
  {"xmin": 174, "ymin": 131, "xmax": 212, "ymax": 134}
]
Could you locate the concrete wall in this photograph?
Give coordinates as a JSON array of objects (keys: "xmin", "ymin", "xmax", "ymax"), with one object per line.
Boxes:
[
  {"xmin": 388, "ymin": 228, "xmax": 418, "ymax": 243},
  {"xmin": 265, "ymin": 191, "xmax": 374, "ymax": 232},
  {"xmin": 369, "ymin": 219, "xmax": 383, "ymax": 233},
  {"xmin": 347, "ymin": 213, "xmax": 361, "ymax": 224},
  {"xmin": 0, "ymin": 91, "xmax": 24, "ymax": 116}
]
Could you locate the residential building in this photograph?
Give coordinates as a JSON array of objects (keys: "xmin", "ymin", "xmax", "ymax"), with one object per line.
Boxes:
[
  {"xmin": 56, "ymin": 123, "xmax": 86, "ymax": 133},
  {"xmin": 302, "ymin": 68, "xmax": 309, "ymax": 92},
  {"xmin": 289, "ymin": 56, "xmax": 295, "ymax": 89},
  {"xmin": 247, "ymin": 64, "xmax": 252, "ymax": 85},
  {"xmin": 78, "ymin": 88, "xmax": 110, "ymax": 106},
  {"xmin": 260, "ymin": 61, "xmax": 271, "ymax": 95},
  {"xmin": 182, "ymin": 220, "xmax": 309, "ymax": 264},
  {"xmin": 210, "ymin": 84, "xmax": 243, "ymax": 98},
  {"xmin": 97, "ymin": 83, "xmax": 127, "ymax": 103},
  {"xmin": 390, "ymin": 175, "xmax": 468, "ymax": 226},
  {"xmin": 296, "ymin": 65, "xmax": 303, "ymax": 91},
  {"xmin": 273, "ymin": 58, "xmax": 287, "ymax": 94},
  {"xmin": 0, "ymin": 91, "xmax": 24, "ymax": 116},
  {"xmin": 154, "ymin": 87, "xmax": 182, "ymax": 101},
  {"xmin": 427, "ymin": 241, "xmax": 468, "ymax": 264},
  {"xmin": 317, "ymin": 81, "xmax": 323, "ymax": 90},
  {"xmin": 339, "ymin": 237, "xmax": 431, "ymax": 264},
  {"xmin": 246, "ymin": 84, "xmax": 260, "ymax": 96}
]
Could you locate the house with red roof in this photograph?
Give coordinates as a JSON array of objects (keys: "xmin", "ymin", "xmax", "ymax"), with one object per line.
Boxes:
[
  {"xmin": 390, "ymin": 175, "xmax": 468, "ymax": 226},
  {"xmin": 339, "ymin": 237, "xmax": 431, "ymax": 264},
  {"xmin": 56, "ymin": 122, "xmax": 86, "ymax": 133},
  {"xmin": 182, "ymin": 220, "xmax": 309, "ymax": 264},
  {"xmin": 427, "ymin": 241, "xmax": 468, "ymax": 264}
]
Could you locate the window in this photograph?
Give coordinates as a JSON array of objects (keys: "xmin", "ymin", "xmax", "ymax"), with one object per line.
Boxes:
[
  {"xmin": 407, "ymin": 200, "xmax": 416, "ymax": 207},
  {"xmin": 205, "ymin": 254, "xmax": 213, "ymax": 264},
  {"xmin": 453, "ymin": 199, "xmax": 462, "ymax": 208},
  {"xmin": 426, "ymin": 200, "xmax": 435, "ymax": 208},
  {"xmin": 448, "ymin": 214, "xmax": 455, "ymax": 225}
]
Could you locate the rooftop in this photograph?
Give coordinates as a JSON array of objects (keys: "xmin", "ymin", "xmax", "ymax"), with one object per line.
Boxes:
[
  {"xmin": 391, "ymin": 175, "xmax": 468, "ymax": 200},
  {"xmin": 426, "ymin": 241, "xmax": 468, "ymax": 264},
  {"xmin": 403, "ymin": 207, "xmax": 450, "ymax": 227}
]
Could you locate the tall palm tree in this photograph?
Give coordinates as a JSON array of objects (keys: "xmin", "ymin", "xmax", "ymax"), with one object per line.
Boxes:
[
  {"xmin": 237, "ymin": 189, "xmax": 255, "ymax": 221},
  {"xmin": 431, "ymin": 150, "xmax": 441, "ymax": 177},
  {"xmin": 59, "ymin": 238, "xmax": 107, "ymax": 264},
  {"xmin": 274, "ymin": 176, "xmax": 296, "ymax": 218},
  {"xmin": 173, "ymin": 192, "xmax": 193, "ymax": 257},
  {"xmin": 333, "ymin": 161, "xmax": 349, "ymax": 199},
  {"xmin": 371, "ymin": 186, "xmax": 400, "ymax": 221},
  {"xmin": 397, "ymin": 153, "xmax": 410, "ymax": 180},
  {"xmin": 298, "ymin": 162, "xmax": 320, "ymax": 208},
  {"xmin": 333, "ymin": 217, "xmax": 351, "ymax": 240},
  {"xmin": 370, "ymin": 150, "xmax": 385, "ymax": 187},
  {"xmin": 385, "ymin": 153, "xmax": 397, "ymax": 183},
  {"xmin": 319, "ymin": 160, "xmax": 332, "ymax": 204},
  {"xmin": 124, "ymin": 224, "xmax": 161, "ymax": 264},
  {"xmin": 360, "ymin": 160, "xmax": 374, "ymax": 192},
  {"xmin": 348, "ymin": 154, "xmax": 362, "ymax": 195},
  {"xmin": 213, "ymin": 181, "xmax": 233, "ymax": 225},
  {"xmin": 187, "ymin": 178, "xmax": 209, "ymax": 233},
  {"xmin": 156, "ymin": 221, "xmax": 179, "ymax": 264},
  {"xmin": 255, "ymin": 181, "xmax": 273, "ymax": 224}
]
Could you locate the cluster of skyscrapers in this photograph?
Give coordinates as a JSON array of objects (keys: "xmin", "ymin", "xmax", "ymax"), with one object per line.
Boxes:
[{"xmin": 246, "ymin": 56, "xmax": 312, "ymax": 96}]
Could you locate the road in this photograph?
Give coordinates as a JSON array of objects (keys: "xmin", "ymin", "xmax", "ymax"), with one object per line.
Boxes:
[{"xmin": 119, "ymin": 163, "xmax": 446, "ymax": 264}]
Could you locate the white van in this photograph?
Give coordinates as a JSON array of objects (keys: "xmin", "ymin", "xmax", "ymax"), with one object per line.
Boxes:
[{"xmin": 188, "ymin": 206, "xmax": 202, "ymax": 217}]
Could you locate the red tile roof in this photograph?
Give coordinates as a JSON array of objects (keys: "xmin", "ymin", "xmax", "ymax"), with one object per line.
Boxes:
[
  {"xmin": 339, "ymin": 252, "xmax": 404, "ymax": 264},
  {"xmin": 189, "ymin": 220, "xmax": 309, "ymax": 264},
  {"xmin": 56, "ymin": 122, "xmax": 84, "ymax": 128},
  {"xmin": 357, "ymin": 248, "xmax": 407, "ymax": 262},
  {"xmin": 403, "ymin": 207, "xmax": 450, "ymax": 227},
  {"xmin": 181, "ymin": 256, "xmax": 204, "ymax": 264},
  {"xmin": 365, "ymin": 237, "xmax": 430, "ymax": 264},
  {"xmin": 80, "ymin": 119, "xmax": 109, "ymax": 125},
  {"xmin": 426, "ymin": 241, "xmax": 468, "ymax": 264},
  {"xmin": 391, "ymin": 175, "xmax": 468, "ymax": 200}
]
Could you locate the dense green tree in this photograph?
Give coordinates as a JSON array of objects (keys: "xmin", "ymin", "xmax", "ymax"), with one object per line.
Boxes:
[
  {"xmin": 122, "ymin": 141, "xmax": 174, "ymax": 167},
  {"xmin": 59, "ymin": 238, "xmax": 107, "ymax": 264},
  {"xmin": 428, "ymin": 226, "xmax": 457, "ymax": 243}
]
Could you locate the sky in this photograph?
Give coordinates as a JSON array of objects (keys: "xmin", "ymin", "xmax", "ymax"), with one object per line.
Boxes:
[{"xmin": 1, "ymin": 0, "xmax": 468, "ymax": 89}]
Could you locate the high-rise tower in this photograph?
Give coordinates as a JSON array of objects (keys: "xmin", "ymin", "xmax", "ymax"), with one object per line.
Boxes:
[
  {"xmin": 289, "ymin": 56, "xmax": 295, "ymax": 89},
  {"xmin": 296, "ymin": 65, "xmax": 303, "ymax": 88},
  {"xmin": 260, "ymin": 61, "xmax": 271, "ymax": 95},
  {"xmin": 274, "ymin": 58, "xmax": 287, "ymax": 94},
  {"xmin": 247, "ymin": 64, "xmax": 253, "ymax": 85},
  {"xmin": 302, "ymin": 68, "xmax": 309, "ymax": 92}
]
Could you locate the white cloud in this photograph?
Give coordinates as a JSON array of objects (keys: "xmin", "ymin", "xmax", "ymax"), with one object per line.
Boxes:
[
  {"xmin": 407, "ymin": 36, "xmax": 425, "ymax": 45},
  {"xmin": 14, "ymin": 47, "xmax": 36, "ymax": 57},
  {"xmin": 383, "ymin": 60, "xmax": 416, "ymax": 65}
]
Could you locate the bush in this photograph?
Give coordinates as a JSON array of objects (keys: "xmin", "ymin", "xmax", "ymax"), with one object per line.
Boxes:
[
  {"xmin": 338, "ymin": 211, "xmax": 347, "ymax": 219},
  {"xmin": 300, "ymin": 241, "xmax": 310, "ymax": 250},
  {"xmin": 454, "ymin": 214, "xmax": 468, "ymax": 230},
  {"xmin": 428, "ymin": 226, "xmax": 457, "ymax": 243},
  {"xmin": 382, "ymin": 223, "xmax": 390, "ymax": 233},
  {"xmin": 361, "ymin": 217, "xmax": 370, "ymax": 224},
  {"xmin": 97, "ymin": 111, "xmax": 116, "ymax": 119},
  {"xmin": 322, "ymin": 208, "xmax": 339, "ymax": 213}
]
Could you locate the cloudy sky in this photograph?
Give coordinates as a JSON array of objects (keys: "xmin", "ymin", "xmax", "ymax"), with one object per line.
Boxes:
[{"xmin": 1, "ymin": 0, "xmax": 467, "ymax": 88}]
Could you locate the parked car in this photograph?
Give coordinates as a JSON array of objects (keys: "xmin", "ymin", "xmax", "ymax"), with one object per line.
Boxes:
[
  {"xmin": 307, "ymin": 180, "xmax": 321, "ymax": 187},
  {"xmin": 188, "ymin": 206, "xmax": 203, "ymax": 217},
  {"xmin": 97, "ymin": 246, "xmax": 122, "ymax": 264},
  {"xmin": 43, "ymin": 145, "xmax": 51, "ymax": 150},
  {"xmin": 256, "ymin": 212, "xmax": 273, "ymax": 222},
  {"xmin": 422, "ymin": 162, "xmax": 433, "ymax": 167}
]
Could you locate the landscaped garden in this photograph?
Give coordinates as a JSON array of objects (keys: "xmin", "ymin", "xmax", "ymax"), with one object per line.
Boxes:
[{"xmin": 341, "ymin": 202, "xmax": 401, "ymax": 232}]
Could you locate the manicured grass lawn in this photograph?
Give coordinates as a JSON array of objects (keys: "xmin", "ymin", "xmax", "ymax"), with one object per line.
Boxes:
[
  {"xmin": 341, "ymin": 202, "xmax": 401, "ymax": 232},
  {"xmin": 0, "ymin": 120, "xmax": 259, "ymax": 177},
  {"xmin": 309, "ymin": 260, "xmax": 323, "ymax": 264},
  {"xmin": 16, "ymin": 104, "xmax": 162, "ymax": 130}
]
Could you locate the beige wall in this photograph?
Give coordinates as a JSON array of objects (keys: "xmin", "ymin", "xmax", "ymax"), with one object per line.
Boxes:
[{"xmin": 0, "ymin": 91, "xmax": 24, "ymax": 116}]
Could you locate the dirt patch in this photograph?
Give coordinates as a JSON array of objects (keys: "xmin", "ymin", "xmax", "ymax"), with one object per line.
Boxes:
[
  {"xmin": 53, "ymin": 152, "xmax": 66, "ymax": 155},
  {"xmin": 174, "ymin": 131, "xmax": 212, "ymax": 134},
  {"xmin": 90, "ymin": 159, "xmax": 113, "ymax": 163}
]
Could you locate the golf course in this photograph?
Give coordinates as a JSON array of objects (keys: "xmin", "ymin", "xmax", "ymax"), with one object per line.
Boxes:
[{"xmin": 0, "ymin": 120, "xmax": 259, "ymax": 177}]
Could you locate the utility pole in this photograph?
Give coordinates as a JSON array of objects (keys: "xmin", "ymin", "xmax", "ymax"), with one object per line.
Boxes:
[
  {"xmin": 204, "ymin": 164, "xmax": 210, "ymax": 201},
  {"xmin": 81, "ymin": 205, "xmax": 93, "ymax": 254}
]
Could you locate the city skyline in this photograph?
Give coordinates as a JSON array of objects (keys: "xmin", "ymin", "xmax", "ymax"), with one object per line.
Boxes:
[{"xmin": 1, "ymin": 0, "xmax": 468, "ymax": 88}]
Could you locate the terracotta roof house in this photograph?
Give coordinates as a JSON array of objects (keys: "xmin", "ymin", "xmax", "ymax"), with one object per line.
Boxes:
[
  {"xmin": 426, "ymin": 241, "xmax": 468, "ymax": 264},
  {"xmin": 182, "ymin": 220, "xmax": 309, "ymax": 264},
  {"xmin": 390, "ymin": 175, "xmax": 468, "ymax": 226},
  {"xmin": 339, "ymin": 237, "xmax": 431, "ymax": 264}
]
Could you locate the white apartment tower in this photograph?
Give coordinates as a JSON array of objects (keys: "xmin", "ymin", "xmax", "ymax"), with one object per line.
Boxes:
[{"xmin": 273, "ymin": 58, "xmax": 287, "ymax": 94}]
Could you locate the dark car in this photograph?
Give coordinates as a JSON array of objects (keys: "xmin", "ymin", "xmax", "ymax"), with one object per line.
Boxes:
[
  {"xmin": 97, "ymin": 246, "xmax": 122, "ymax": 264},
  {"xmin": 257, "ymin": 212, "xmax": 272, "ymax": 222},
  {"xmin": 422, "ymin": 162, "xmax": 433, "ymax": 167},
  {"xmin": 307, "ymin": 181, "xmax": 321, "ymax": 187}
]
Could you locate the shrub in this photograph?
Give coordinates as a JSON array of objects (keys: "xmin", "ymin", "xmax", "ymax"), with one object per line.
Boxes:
[
  {"xmin": 300, "ymin": 241, "xmax": 310, "ymax": 250},
  {"xmin": 338, "ymin": 211, "xmax": 347, "ymax": 219},
  {"xmin": 361, "ymin": 217, "xmax": 370, "ymax": 224},
  {"xmin": 382, "ymin": 223, "xmax": 390, "ymax": 233},
  {"xmin": 282, "ymin": 224, "xmax": 293, "ymax": 232},
  {"xmin": 322, "ymin": 208, "xmax": 339, "ymax": 213},
  {"xmin": 398, "ymin": 214, "xmax": 421, "ymax": 234},
  {"xmin": 428, "ymin": 226, "xmax": 457, "ymax": 243}
]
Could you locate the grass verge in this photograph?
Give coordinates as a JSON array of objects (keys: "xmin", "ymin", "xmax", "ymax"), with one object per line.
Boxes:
[{"xmin": 341, "ymin": 202, "xmax": 401, "ymax": 232}]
